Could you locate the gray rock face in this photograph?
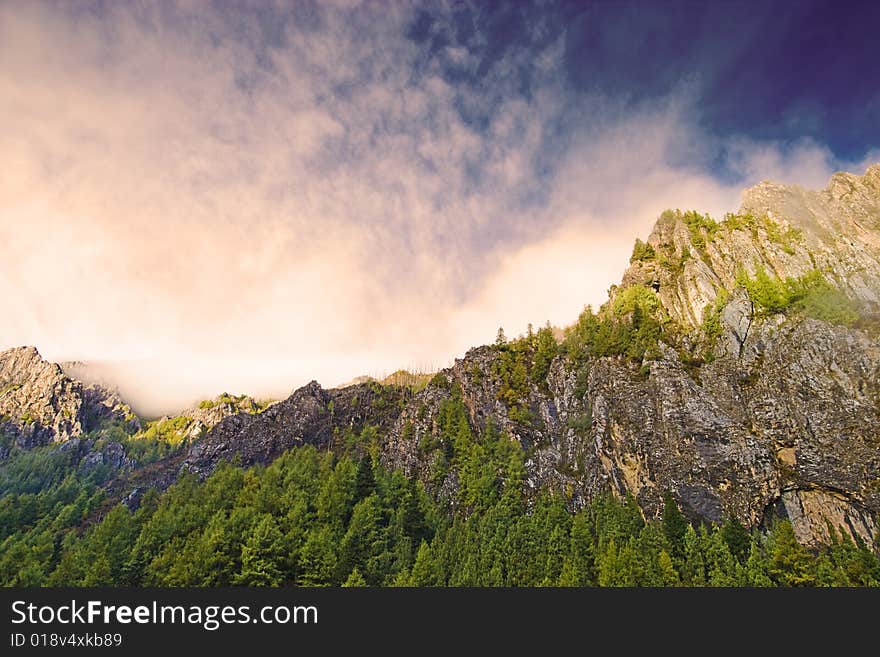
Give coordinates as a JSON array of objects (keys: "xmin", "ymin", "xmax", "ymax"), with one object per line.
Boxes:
[
  {"xmin": 621, "ymin": 163, "xmax": 880, "ymax": 330},
  {"xmin": 1, "ymin": 346, "xmax": 88, "ymax": 448},
  {"xmin": 181, "ymin": 381, "xmax": 407, "ymax": 478},
  {"xmin": 375, "ymin": 309, "xmax": 880, "ymax": 547},
  {"xmin": 0, "ymin": 346, "xmax": 138, "ymax": 451}
]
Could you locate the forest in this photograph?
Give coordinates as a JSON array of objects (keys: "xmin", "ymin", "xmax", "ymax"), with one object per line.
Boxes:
[{"xmin": 2, "ymin": 391, "xmax": 878, "ymax": 587}]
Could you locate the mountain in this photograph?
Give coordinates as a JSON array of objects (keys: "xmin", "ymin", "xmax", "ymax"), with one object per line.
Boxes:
[
  {"xmin": 1, "ymin": 166, "xmax": 879, "ymax": 587},
  {"xmin": 128, "ymin": 164, "xmax": 878, "ymax": 547}
]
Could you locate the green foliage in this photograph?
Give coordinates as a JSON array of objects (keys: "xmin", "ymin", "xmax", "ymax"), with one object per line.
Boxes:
[
  {"xmin": 764, "ymin": 220, "xmax": 803, "ymax": 255},
  {"xmin": 6, "ymin": 440, "xmax": 879, "ymax": 587},
  {"xmin": 428, "ymin": 373, "xmax": 449, "ymax": 390},
  {"xmin": 566, "ymin": 412, "xmax": 592, "ymax": 438},
  {"xmin": 766, "ymin": 520, "xmax": 814, "ymax": 586},
  {"xmin": 722, "ymin": 212, "xmax": 803, "ymax": 254},
  {"xmin": 736, "ymin": 265, "xmax": 795, "ymax": 314},
  {"xmin": 381, "ymin": 370, "xmax": 432, "ymax": 393},
  {"xmin": 140, "ymin": 415, "xmax": 191, "ymax": 446},
  {"xmin": 563, "ymin": 291, "xmax": 664, "ymax": 368},
  {"xmin": 342, "ymin": 567, "xmax": 367, "ymax": 587},
  {"xmin": 662, "ymin": 492, "xmax": 688, "ymax": 559},
  {"xmin": 630, "ymin": 239, "xmax": 656, "ymax": 263},
  {"xmin": 493, "ymin": 323, "xmax": 559, "ymax": 406},
  {"xmin": 682, "ymin": 210, "xmax": 719, "ymax": 262},
  {"xmin": 658, "ymin": 245, "xmax": 691, "ymax": 275},
  {"xmin": 611, "ymin": 285, "xmax": 662, "ymax": 318},
  {"xmin": 797, "ymin": 280, "xmax": 860, "ymax": 326},
  {"xmin": 721, "ymin": 516, "xmax": 751, "ymax": 563},
  {"xmin": 737, "ymin": 266, "xmax": 859, "ymax": 325},
  {"xmin": 4, "ymin": 395, "xmax": 878, "ymax": 588},
  {"xmin": 700, "ymin": 287, "xmax": 730, "ymax": 349}
]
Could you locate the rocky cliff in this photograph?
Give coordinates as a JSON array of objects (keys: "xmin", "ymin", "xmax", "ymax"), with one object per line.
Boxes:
[
  {"xmin": 3, "ymin": 165, "xmax": 879, "ymax": 549},
  {"xmin": 621, "ymin": 163, "xmax": 880, "ymax": 330},
  {"xmin": 0, "ymin": 346, "xmax": 138, "ymax": 454}
]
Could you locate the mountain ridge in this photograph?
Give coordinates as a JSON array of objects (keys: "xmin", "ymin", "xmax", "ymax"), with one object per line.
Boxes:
[{"xmin": 2, "ymin": 165, "xmax": 880, "ymax": 549}]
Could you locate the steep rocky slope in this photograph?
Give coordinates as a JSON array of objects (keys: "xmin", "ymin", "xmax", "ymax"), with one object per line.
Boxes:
[
  {"xmin": 183, "ymin": 164, "xmax": 879, "ymax": 546},
  {"xmin": 621, "ymin": 163, "xmax": 880, "ymax": 330}
]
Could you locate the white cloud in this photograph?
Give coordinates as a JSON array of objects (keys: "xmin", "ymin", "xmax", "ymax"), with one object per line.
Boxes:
[{"xmin": 0, "ymin": 3, "xmax": 875, "ymax": 415}]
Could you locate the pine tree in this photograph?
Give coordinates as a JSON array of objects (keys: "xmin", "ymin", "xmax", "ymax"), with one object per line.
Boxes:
[
  {"xmin": 337, "ymin": 495, "xmax": 384, "ymax": 585},
  {"xmin": 662, "ymin": 492, "xmax": 688, "ymax": 559},
  {"xmin": 598, "ymin": 538, "xmax": 621, "ymax": 587},
  {"xmin": 767, "ymin": 520, "xmax": 814, "ymax": 586},
  {"xmin": 744, "ymin": 540, "xmax": 773, "ymax": 587},
  {"xmin": 658, "ymin": 549, "xmax": 679, "ymax": 586},
  {"xmin": 355, "ymin": 455, "xmax": 376, "ymax": 501},
  {"xmin": 531, "ymin": 325, "xmax": 558, "ymax": 385},
  {"xmin": 681, "ymin": 525, "xmax": 706, "ymax": 586},
  {"xmin": 342, "ymin": 567, "xmax": 367, "ymax": 587},
  {"xmin": 235, "ymin": 515, "xmax": 285, "ymax": 586},
  {"xmin": 410, "ymin": 541, "xmax": 443, "ymax": 586},
  {"xmin": 298, "ymin": 526, "xmax": 338, "ymax": 586},
  {"xmin": 400, "ymin": 479, "xmax": 429, "ymax": 546},
  {"xmin": 721, "ymin": 516, "xmax": 751, "ymax": 563}
]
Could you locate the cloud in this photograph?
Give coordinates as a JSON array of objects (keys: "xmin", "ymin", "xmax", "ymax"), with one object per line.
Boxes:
[{"xmin": 0, "ymin": 2, "xmax": 875, "ymax": 415}]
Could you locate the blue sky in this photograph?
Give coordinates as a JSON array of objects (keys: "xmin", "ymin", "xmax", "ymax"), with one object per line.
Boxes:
[
  {"xmin": 407, "ymin": 0, "xmax": 880, "ymax": 173},
  {"xmin": 1, "ymin": 0, "xmax": 877, "ymax": 413}
]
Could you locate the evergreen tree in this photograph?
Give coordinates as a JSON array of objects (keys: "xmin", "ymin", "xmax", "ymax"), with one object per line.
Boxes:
[
  {"xmin": 337, "ymin": 495, "xmax": 385, "ymax": 585},
  {"xmin": 342, "ymin": 567, "xmax": 367, "ymax": 587},
  {"xmin": 658, "ymin": 549, "xmax": 679, "ymax": 586},
  {"xmin": 298, "ymin": 526, "xmax": 338, "ymax": 586},
  {"xmin": 767, "ymin": 520, "xmax": 814, "ymax": 586},
  {"xmin": 744, "ymin": 540, "xmax": 773, "ymax": 587},
  {"xmin": 400, "ymin": 479, "xmax": 429, "ymax": 546},
  {"xmin": 681, "ymin": 525, "xmax": 706, "ymax": 586},
  {"xmin": 235, "ymin": 515, "xmax": 285, "ymax": 586},
  {"xmin": 410, "ymin": 541, "xmax": 443, "ymax": 586},
  {"xmin": 598, "ymin": 538, "xmax": 621, "ymax": 587},
  {"xmin": 721, "ymin": 516, "xmax": 751, "ymax": 563},
  {"xmin": 662, "ymin": 492, "xmax": 688, "ymax": 559},
  {"xmin": 355, "ymin": 455, "xmax": 376, "ymax": 501}
]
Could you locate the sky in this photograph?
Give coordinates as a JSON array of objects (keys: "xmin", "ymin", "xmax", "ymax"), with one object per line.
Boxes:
[{"xmin": 1, "ymin": 0, "xmax": 879, "ymax": 415}]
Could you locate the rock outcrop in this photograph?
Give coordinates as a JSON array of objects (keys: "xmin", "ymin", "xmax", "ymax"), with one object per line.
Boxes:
[
  {"xmin": 0, "ymin": 346, "xmax": 138, "ymax": 451},
  {"xmin": 620, "ymin": 163, "xmax": 880, "ymax": 330},
  {"xmin": 182, "ymin": 381, "xmax": 406, "ymax": 477}
]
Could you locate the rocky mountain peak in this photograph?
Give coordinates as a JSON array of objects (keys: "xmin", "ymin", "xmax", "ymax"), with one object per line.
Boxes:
[
  {"xmin": 0, "ymin": 345, "xmax": 137, "ymax": 450},
  {"xmin": 618, "ymin": 163, "xmax": 880, "ymax": 331}
]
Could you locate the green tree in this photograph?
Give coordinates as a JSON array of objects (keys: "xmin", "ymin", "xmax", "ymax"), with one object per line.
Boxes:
[
  {"xmin": 662, "ymin": 492, "xmax": 688, "ymax": 559},
  {"xmin": 235, "ymin": 515, "xmax": 285, "ymax": 586},
  {"xmin": 767, "ymin": 520, "xmax": 814, "ymax": 586},
  {"xmin": 410, "ymin": 541, "xmax": 444, "ymax": 586},
  {"xmin": 355, "ymin": 455, "xmax": 376, "ymax": 501},
  {"xmin": 658, "ymin": 549, "xmax": 679, "ymax": 586},
  {"xmin": 337, "ymin": 495, "xmax": 385, "ymax": 585},
  {"xmin": 298, "ymin": 526, "xmax": 338, "ymax": 586},
  {"xmin": 342, "ymin": 567, "xmax": 367, "ymax": 587},
  {"xmin": 721, "ymin": 516, "xmax": 751, "ymax": 563}
]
